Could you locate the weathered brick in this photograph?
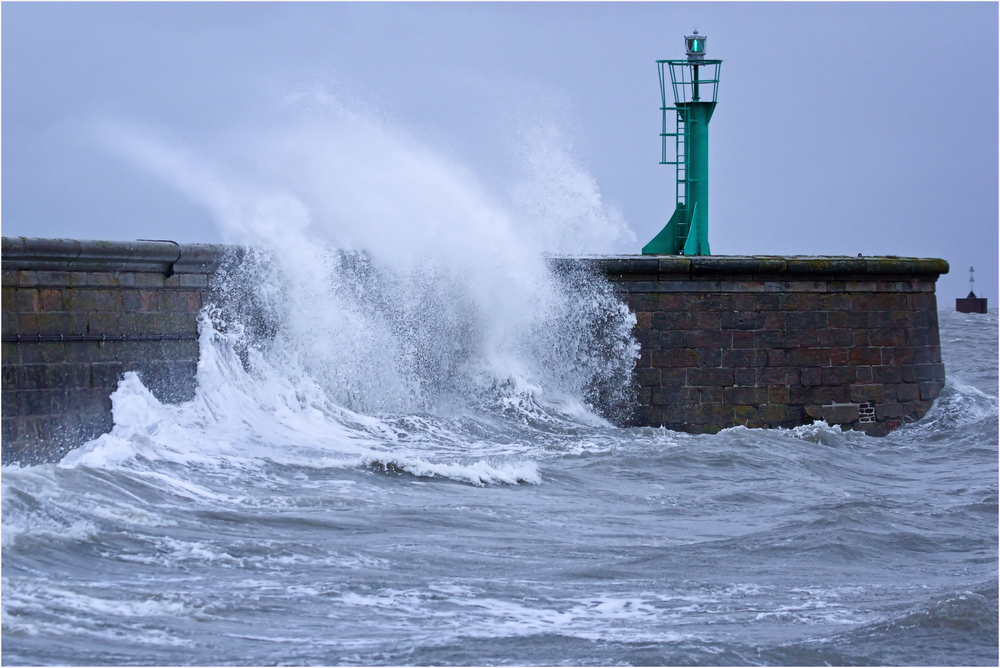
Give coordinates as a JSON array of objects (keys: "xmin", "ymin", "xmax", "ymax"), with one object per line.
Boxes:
[
  {"xmin": 822, "ymin": 366, "xmax": 856, "ymax": 386},
  {"xmin": 805, "ymin": 404, "xmax": 824, "ymax": 419},
  {"xmin": 2, "ymin": 270, "xmax": 18, "ymax": 287},
  {"xmin": 1, "ymin": 389, "xmax": 19, "ymax": 416},
  {"xmin": 817, "ymin": 294, "xmax": 853, "ymax": 310},
  {"xmin": 657, "ymin": 330, "xmax": 687, "ymax": 349},
  {"xmin": 850, "ymin": 384, "xmax": 884, "ymax": 403},
  {"xmin": 657, "ymin": 294, "xmax": 686, "ymax": 310},
  {"xmin": 637, "ymin": 387, "xmax": 652, "ymax": 406},
  {"xmin": 90, "ymin": 363, "xmax": 125, "ymax": 389},
  {"xmin": 820, "ymin": 402, "xmax": 859, "ymax": 424},
  {"xmin": 732, "ymin": 332, "xmax": 754, "ymax": 349},
  {"xmin": 650, "ymin": 386, "xmax": 681, "ymax": 406},
  {"xmin": 762, "ymin": 312, "xmax": 786, "ymax": 329},
  {"xmin": 688, "ymin": 367, "xmax": 734, "ymax": 387},
  {"xmin": 768, "ymin": 385, "xmax": 790, "ymax": 404},
  {"xmin": 45, "ymin": 364, "xmax": 89, "ymax": 389},
  {"xmin": 902, "ymin": 399, "xmax": 934, "ymax": 420},
  {"xmin": 876, "ymin": 402, "xmax": 904, "ymax": 419},
  {"xmin": 686, "ymin": 329, "xmax": 728, "ymax": 349},
  {"xmin": 161, "ymin": 291, "xmax": 195, "ymax": 313},
  {"xmin": 723, "ymin": 348, "xmax": 767, "ymax": 368},
  {"xmin": 855, "ymin": 366, "xmax": 874, "ymax": 383},
  {"xmin": 2, "ymin": 311, "xmax": 18, "ymax": 336},
  {"xmin": 135, "ymin": 273, "xmax": 166, "ymax": 288},
  {"xmin": 873, "ymin": 365, "xmax": 903, "ymax": 384},
  {"xmin": 784, "ymin": 281, "xmax": 827, "ymax": 293},
  {"xmin": 699, "ymin": 387, "xmax": 725, "ymax": 405},
  {"xmin": 829, "ymin": 311, "xmax": 870, "ymax": 329},
  {"xmin": 86, "ymin": 272, "xmax": 119, "ymax": 287},
  {"xmin": 660, "ymin": 368, "xmax": 687, "ymax": 386},
  {"xmin": 786, "ymin": 312, "xmax": 828, "ymax": 329},
  {"xmin": 691, "ymin": 311, "xmax": 722, "ymax": 330},
  {"xmin": 697, "ymin": 348, "xmax": 722, "ymax": 367},
  {"xmin": 906, "ymin": 293, "xmax": 932, "ymax": 311},
  {"xmin": 881, "ymin": 347, "xmax": 915, "ymax": 366},
  {"xmin": 830, "ymin": 348, "xmax": 849, "ymax": 366},
  {"xmin": 853, "ymin": 293, "xmax": 906, "ymax": 311},
  {"xmin": 635, "ymin": 312, "xmax": 652, "ymax": 330},
  {"xmin": 791, "ymin": 385, "xmax": 850, "ymax": 405},
  {"xmin": 652, "ymin": 349, "xmax": 699, "ymax": 368},
  {"xmin": 733, "ymin": 368, "xmax": 757, "ymax": 386},
  {"xmin": 894, "ymin": 383, "xmax": 919, "ymax": 402},
  {"xmin": 754, "ymin": 330, "xmax": 786, "ymax": 349},
  {"xmin": 177, "ymin": 273, "xmax": 207, "ymax": 289},
  {"xmin": 766, "ymin": 349, "xmax": 789, "ymax": 367},
  {"xmin": 788, "ymin": 348, "xmax": 830, "ymax": 367},
  {"xmin": 754, "ymin": 294, "xmax": 782, "ymax": 311},
  {"xmin": 869, "ymin": 310, "xmax": 913, "ymax": 329},
  {"xmin": 818, "ymin": 329, "xmax": 854, "ymax": 347},
  {"xmin": 633, "ymin": 329, "xmax": 656, "ymax": 349},
  {"xmin": 800, "ymin": 368, "xmax": 823, "ymax": 386},
  {"xmin": 783, "ymin": 330, "xmax": 821, "ymax": 348},
  {"xmin": 848, "ymin": 347, "xmax": 882, "ymax": 365},
  {"xmin": 760, "ymin": 367, "xmax": 799, "ymax": 386},
  {"xmin": 652, "ymin": 311, "xmax": 691, "ymax": 331},
  {"xmin": 39, "ymin": 289, "xmax": 64, "ymax": 312},
  {"xmin": 760, "ymin": 404, "xmax": 803, "ymax": 424},
  {"xmin": 636, "ymin": 367, "xmax": 660, "ymax": 387},
  {"xmin": 725, "ymin": 386, "xmax": 768, "ymax": 405},
  {"xmin": 905, "ymin": 328, "xmax": 932, "ymax": 346},
  {"xmin": 722, "ymin": 312, "xmax": 763, "ymax": 330},
  {"xmin": 34, "ymin": 271, "xmax": 72, "ymax": 287},
  {"xmin": 687, "ymin": 403, "xmax": 734, "ymax": 427},
  {"xmin": 732, "ymin": 405, "xmax": 764, "ymax": 428},
  {"xmin": 685, "ymin": 294, "xmax": 732, "ymax": 311},
  {"xmin": 919, "ymin": 381, "xmax": 945, "ymax": 400},
  {"xmin": 914, "ymin": 345, "xmax": 942, "ymax": 364},
  {"xmin": 914, "ymin": 364, "xmax": 940, "ymax": 382},
  {"xmin": 15, "ymin": 289, "xmax": 39, "ymax": 313},
  {"xmin": 869, "ymin": 329, "xmax": 907, "ymax": 347},
  {"xmin": 17, "ymin": 271, "xmax": 38, "ymax": 287}
]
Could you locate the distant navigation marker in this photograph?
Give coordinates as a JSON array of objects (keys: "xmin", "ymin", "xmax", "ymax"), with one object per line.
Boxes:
[{"xmin": 956, "ymin": 266, "xmax": 988, "ymax": 313}]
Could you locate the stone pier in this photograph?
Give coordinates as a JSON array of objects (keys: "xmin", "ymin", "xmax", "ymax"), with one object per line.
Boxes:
[{"xmin": 2, "ymin": 237, "xmax": 948, "ymax": 464}]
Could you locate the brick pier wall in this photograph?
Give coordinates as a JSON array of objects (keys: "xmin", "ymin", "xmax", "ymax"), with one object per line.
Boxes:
[
  {"xmin": 2, "ymin": 238, "xmax": 948, "ymax": 464},
  {"xmin": 2, "ymin": 237, "xmax": 229, "ymax": 464},
  {"xmin": 593, "ymin": 255, "xmax": 948, "ymax": 436}
]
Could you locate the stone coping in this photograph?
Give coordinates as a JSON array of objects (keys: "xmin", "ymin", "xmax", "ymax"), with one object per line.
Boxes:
[
  {"xmin": 1, "ymin": 237, "xmax": 231, "ymax": 274},
  {"xmin": 3, "ymin": 238, "xmax": 948, "ymax": 278},
  {"xmin": 554, "ymin": 255, "xmax": 949, "ymax": 277}
]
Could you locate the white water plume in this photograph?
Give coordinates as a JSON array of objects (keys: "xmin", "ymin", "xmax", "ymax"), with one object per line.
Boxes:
[{"xmin": 99, "ymin": 95, "xmax": 638, "ymax": 433}]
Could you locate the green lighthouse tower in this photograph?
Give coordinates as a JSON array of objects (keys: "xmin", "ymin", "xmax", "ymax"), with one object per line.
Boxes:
[{"xmin": 643, "ymin": 30, "xmax": 722, "ymax": 255}]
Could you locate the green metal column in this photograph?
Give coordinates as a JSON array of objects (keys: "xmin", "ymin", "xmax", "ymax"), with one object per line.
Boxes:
[{"xmin": 679, "ymin": 100, "xmax": 715, "ymax": 255}]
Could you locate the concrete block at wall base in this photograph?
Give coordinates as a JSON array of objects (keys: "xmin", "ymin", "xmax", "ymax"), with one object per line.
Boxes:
[{"xmin": 819, "ymin": 403, "xmax": 861, "ymax": 425}]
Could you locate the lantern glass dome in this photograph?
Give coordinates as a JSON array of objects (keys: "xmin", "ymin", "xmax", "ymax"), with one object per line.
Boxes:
[{"xmin": 685, "ymin": 32, "xmax": 706, "ymax": 59}]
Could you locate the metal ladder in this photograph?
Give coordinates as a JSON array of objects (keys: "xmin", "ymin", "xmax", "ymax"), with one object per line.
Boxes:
[{"xmin": 660, "ymin": 104, "xmax": 689, "ymax": 242}]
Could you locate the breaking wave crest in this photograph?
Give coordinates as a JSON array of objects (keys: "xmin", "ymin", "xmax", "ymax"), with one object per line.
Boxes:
[{"xmin": 61, "ymin": 100, "xmax": 639, "ymax": 484}]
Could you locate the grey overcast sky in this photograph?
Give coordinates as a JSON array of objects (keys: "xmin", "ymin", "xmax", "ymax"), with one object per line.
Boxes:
[{"xmin": 3, "ymin": 1, "xmax": 997, "ymax": 300}]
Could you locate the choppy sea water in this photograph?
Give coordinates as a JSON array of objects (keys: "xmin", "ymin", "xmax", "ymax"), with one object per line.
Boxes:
[{"xmin": 2, "ymin": 301, "xmax": 996, "ymax": 666}]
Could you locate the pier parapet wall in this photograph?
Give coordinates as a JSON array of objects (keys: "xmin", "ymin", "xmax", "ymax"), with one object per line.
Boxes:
[
  {"xmin": 2, "ymin": 238, "xmax": 948, "ymax": 464},
  {"xmin": 592, "ymin": 255, "xmax": 948, "ymax": 435},
  {"xmin": 1, "ymin": 237, "xmax": 228, "ymax": 464}
]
